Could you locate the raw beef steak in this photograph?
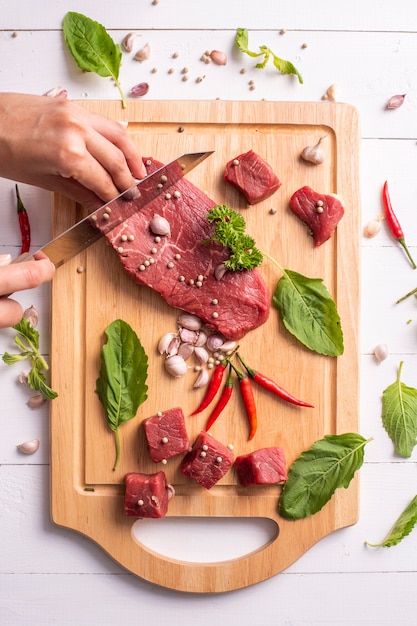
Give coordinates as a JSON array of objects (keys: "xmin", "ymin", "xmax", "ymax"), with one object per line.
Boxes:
[
  {"xmin": 180, "ymin": 431, "xmax": 234, "ymax": 489},
  {"xmin": 143, "ymin": 406, "xmax": 190, "ymax": 463},
  {"xmin": 98, "ymin": 157, "xmax": 270, "ymax": 341},
  {"xmin": 235, "ymin": 447, "xmax": 288, "ymax": 487},
  {"xmin": 124, "ymin": 471, "xmax": 174, "ymax": 518},
  {"xmin": 289, "ymin": 186, "xmax": 345, "ymax": 246},
  {"xmin": 224, "ymin": 150, "xmax": 281, "ymax": 204}
]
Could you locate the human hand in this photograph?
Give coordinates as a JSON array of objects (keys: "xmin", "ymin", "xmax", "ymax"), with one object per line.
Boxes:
[
  {"xmin": 0, "ymin": 93, "xmax": 147, "ymax": 208},
  {"xmin": 0, "ymin": 253, "xmax": 55, "ymax": 328}
]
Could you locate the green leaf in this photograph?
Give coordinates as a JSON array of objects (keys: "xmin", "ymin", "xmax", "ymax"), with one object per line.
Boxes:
[
  {"xmin": 272, "ymin": 269, "xmax": 344, "ymax": 356},
  {"xmin": 235, "ymin": 27, "xmax": 303, "ymax": 83},
  {"xmin": 28, "ymin": 368, "xmax": 58, "ymax": 401},
  {"xmin": 279, "ymin": 433, "xmax": 370, "ymax": 520},
  {"xmin": 62, "ymin": 12, "xmax": 126, "ymax": 108},
  {"xmin": 96, "ymin": 319, "xmax": 148, "ymax": 469},
  {"xmin": 366, "ymin": 495, "xmax": 417, "ymax": 548},
  {"xmin": 382, "ymin": 361, "xmax": 417, "ymax": 458}
]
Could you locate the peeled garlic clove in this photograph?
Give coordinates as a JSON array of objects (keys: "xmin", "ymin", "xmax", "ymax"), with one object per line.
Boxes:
[
  {"xmin": 16, "ymin": 438, "xmax": 40, "ymax": 455},
  {"xmin": 177, "ymin": 312, "xmax": 202, "ymax": 331},
  {"xmin": 193, "ymin": 367, "xmax": 209, "ymax": 388},
  {"xmin": 374, "ymin": 343, "xmax": 388, "ymax": 363},
  {"xmin": 386, "ymin": 94, "xmax": 406, "ymax": 109},
  {"xmin": 364, "ymin": 216, "xmax": 383, "ymax": 238},
  {"xmin": 149, "ymin": 214, "xmax": 171, "ymax": 236},
  {"xmin": 165, "ymin": 355, "xmax": 188, "ymax": 377},
  {"xmin": 210, "ymin": 50, "xmax": 227, "ymax": 65}
]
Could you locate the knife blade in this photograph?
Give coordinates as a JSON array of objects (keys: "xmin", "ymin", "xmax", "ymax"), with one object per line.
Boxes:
[{"xmin": 27, "ymin": 151, "xmax": 213, "ymax": 268}]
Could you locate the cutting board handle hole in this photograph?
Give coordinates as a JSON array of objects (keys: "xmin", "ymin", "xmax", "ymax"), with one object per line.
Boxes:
[{"xmin": 131, "ymin": 516, "xmax": 279, "ymax": 563}]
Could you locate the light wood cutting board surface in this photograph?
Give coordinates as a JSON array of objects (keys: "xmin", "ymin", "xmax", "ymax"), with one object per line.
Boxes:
[{"xmin": 50, "ymin": 100, "xmax": 360, "ymax": 592}]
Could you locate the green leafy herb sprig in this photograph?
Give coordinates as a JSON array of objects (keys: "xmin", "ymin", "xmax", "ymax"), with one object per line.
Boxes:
[
  {"xmin": 96, "ymin": 319, "xmax": 148, "ymax": 470},
  {"xmin": 382, "ymin": 360, "xmax": 417, "ymax": 458},
  {"xmin": 206, "ymin": 205, "xmax": 343, "ymax": 357},
  {"xmin": 366, "ymin": 495, "xmax": 417, "ymax": 548},
  {"xmin": 279, "ymin": 433, "xmax": 372, "ymax": 520},
  {"xmin": 63, "ymin": 12, "xmax": 126, "ymax": 108},
  {"xmin": 2, "ymin": 317, "xmax": 58, "ymax": 400},
  {"xmin": 235, "ymin": 28, "xmax": 303, "ymax": 84}
]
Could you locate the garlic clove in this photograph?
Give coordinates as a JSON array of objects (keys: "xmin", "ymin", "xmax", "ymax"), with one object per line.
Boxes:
[
  {"xmin": 16, "ymin": 438, "xmax": 40, "ymax": 455},
  {"xmin": 193, "ymin": 367, "xmax": 209, "ymax": 388},
  {"xmin": 149, "ymin": 214, "xmax": 171, "ymax": 236},
  {"xmin": 179, "ymin": 327, "xmax": 198, "ymax": 344},
  {"xmin": 219, "ymin": 340, "xmax": 237, "ymax": 353},
  {"xmin": 177, "ymin": 312, "xmax": 203, "ymax": 331},
  {"xmin": 300, "ymin": 136, "xmax": 326, "ymax": 165},
  {"xmin": 129, "ymin": 82, "xmax": 150, "ymax": 97},
  {"xmin": 133, "ymin": 43, "xmax": 151, "ymax": 62},
  {"xmin": 373, "ymin": 343, "xmax": 388, "ymax": 364},
  {"xmin": 194, "ymin": 329, "xmax": 208, "ymax": 347},
  {"xmin": 322, "ymin": 83, "xmax": 339, "ymax": 102},
  {"xmin": 122, "ymin": 32, "xmax": 137, "ymax": 53},
  {"xmin": 206, "ymin": 333, "xmax": 225, "ymax": 352},
  {"xmin": 364, "ymin": 216, "xmax": 384, "ymax": 238},
  {"xmin": 210, "ymin": 50, "xmax": 227, "ymax": 65},
  {"xmin": 27, "ymin": 393, "xmax": 46, "ymax": 409},
  {"xmin": 178, "ymin": 343, "xmax": 194, "ymax": 360},
  {"xmin": 23, "ymin": 304, "xmax": 39, "ymax": 328},
  {"xmin": 157, "ymin": 332, "xmax": 177, "ymax": 354},
  {"xmin": 214, "ymin": 262, "xmax": 228, "ymax": 281},
  {"xmin": 164, "ymin": 355, "xmax": 188, "ymax": 377},
  {"xmin": 194, "ymin": 346, "xmax": 209, "ymax": 364},
  {"xmin": 386, "ymin": 94, "xmax": 406, "ymax": 109}
]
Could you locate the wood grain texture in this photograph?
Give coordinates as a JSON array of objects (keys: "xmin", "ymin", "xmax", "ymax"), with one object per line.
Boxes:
[{"xmin": 49, "ymin": 100, "xmax": 360, "ymax": 592}]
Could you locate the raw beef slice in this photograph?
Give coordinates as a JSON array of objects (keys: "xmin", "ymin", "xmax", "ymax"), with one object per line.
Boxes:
[
  {"xmin": 143, "ymin": 406, "xmax": 190, "ymax": 463},
  {"xmin": 180, "ymin": 431, "xmax": 234, "ymax": 489},
  {"xmin": 224, "ymin": 149, "xmax": 281, "ymax": 204},
  {"xmin": 97, "ymin": 157, "xmax": 270, "ymax": 341},
  {"xmin": 124, "ymin": 471, "xmax": 174, "ymax": 518},
  {"xmin": 235, "ymin": 447, "xmax": 288, "ymax": 487},
  {"xmin": 289, "ymin": 186, "xmax": 345, "ymax": 246}
]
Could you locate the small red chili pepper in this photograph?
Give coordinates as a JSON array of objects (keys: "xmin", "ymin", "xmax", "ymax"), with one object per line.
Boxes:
[
  {"xmin": 382, "ymin": 181, "xmax": 416, "ymax": 269},
  {"xmin": 205, "ymin": 364, "xmax": 234, "ymax": 431},
  {"xmin": 237, "ymin": 353, "xmax": 314, "ymax": 408},
  {"xmin": 231, "ymin": 363, "xmax": 257, "ymax": 441},
  {"xmin": 15, "ymin": 184, "xmax": 31, "ymax": 254},
  {"xmin": 190, "ymin": 360, "xmax": 227, "ymax": 416}
]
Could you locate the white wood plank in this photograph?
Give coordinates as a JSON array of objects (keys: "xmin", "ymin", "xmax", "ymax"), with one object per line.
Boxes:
[
  {"xmin": 1, "ymin": 30, "xmax": 417, "ymax": 139},
  {"xmin": 1, "ymin": 0, "xmax": 417, "ymax": 32}
]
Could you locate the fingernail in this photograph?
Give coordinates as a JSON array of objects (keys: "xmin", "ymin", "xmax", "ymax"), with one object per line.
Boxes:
[{"xmin": 0, "ymin": 253, "xmax": 12, "ymax": 266}]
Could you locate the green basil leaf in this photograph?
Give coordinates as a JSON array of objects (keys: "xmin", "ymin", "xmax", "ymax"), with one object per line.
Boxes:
[
  {"xmin": 279, "ymin": 433, "xmax": 370, "ymax": 520},
  {"xmin": 271, "ymin": 54, "xmax": 304, "ymax": 84},
  {"xmin": 235, "ymin": 27, "xmax": 261, "ymax": 57},
  {"xmin": 96, "ymin": 319, "xmax": 148, "ymax": 469},
  {"xmin": 382, "ymin": 361, "xmax": 417, "ymax": 458},
  {"xmin": 272, "ymin": 269, "xmax": 344, "ymax": 356},
  {"xmin": 366, "ymin": 495, "xmax": 417, "ymax": 548},
  {"xmin": 63, "ymin": 12, "xmax": 126, "ymax": 108}
]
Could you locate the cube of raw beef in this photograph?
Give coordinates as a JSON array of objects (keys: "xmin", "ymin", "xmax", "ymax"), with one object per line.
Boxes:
[
  {"xmin": 224, "ymin": 149, "xmax": 281, "ymax": 204},
  {"xmin": 124, "ymin": 471, "xmax": 174, "ymax": 518},
  {"xmin": 143, "ymin": 407, "xmax": 190, "ymax": 463},
  {"xmin": 180, "ymin": 431, "xmax": 234, "ymax": 489},
  {"xmin": 235, "ymin": 447, "xmax": 288, "ymax": 487}
]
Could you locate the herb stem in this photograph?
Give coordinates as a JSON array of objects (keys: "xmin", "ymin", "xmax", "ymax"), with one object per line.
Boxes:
[
  {"xmin": 115, "ymin": 79, "xmax": 127, "ymax": 109},
  {"xmin": 113, "ymin": 428, "xmax": 121, "ymax": 471}
]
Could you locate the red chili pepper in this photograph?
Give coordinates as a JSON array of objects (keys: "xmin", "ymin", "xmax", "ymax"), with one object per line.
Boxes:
[
  {"xmin": 382, "ymin": 181, "xmax": 416, "ymax": 269},
  {"xmin": 190, "ymin": 360, "xmax": 227, "ymax": 416},
  {"xmin": 237, "ymin": 353, "xmax": 314, "ymax": 408},
  {"xmin": 15, "ymin": 184, "xmax": 31, "ymax": 254},
  {"xmin": 232, "ymin": 363, "xmax": 257, "ymax": 441},
  {"xmin": 205, "ymin": 365, "xmax": 234, "ymax": 431}
]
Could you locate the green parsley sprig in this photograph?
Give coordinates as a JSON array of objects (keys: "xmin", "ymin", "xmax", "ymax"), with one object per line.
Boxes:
[
  {"xmin": 2, "ymin": 317, "xmax": 58, "ymax": 400},
  {"xmin": 205, "ymin": 205, "xmax": 263, "ymax": 271}
]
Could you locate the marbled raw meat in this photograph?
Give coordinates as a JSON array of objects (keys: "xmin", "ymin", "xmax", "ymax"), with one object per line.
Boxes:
[
  {"xmin": 235, "ymin": 447, "xmax": 288, "ymax": 486},
  {"xmin": 180, "ymin": 431, "xmax": 234, "ymax": 489},
  {"xmin": 224, "ymin": 149, "xmax": 281, "ymax": 204},
  {"xmin": 143, "ymin": 406, "xmax": 190, "ymax": 463},
  {"xmin": 100, "ymin": 157, "xmax": 270, "ymax": 341},
  {"xmin": 289, "ymin": 186, "xmax": 344, "ymax": 246},
  {"xmin": 124, "ymin": 471, "xmax": 173, "ymax": 518}
]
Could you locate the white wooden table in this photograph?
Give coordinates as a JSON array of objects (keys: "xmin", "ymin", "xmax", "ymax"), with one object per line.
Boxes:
[{"xmin": 1, "ymin": 1, "xmax": 417, "ymax": 623}]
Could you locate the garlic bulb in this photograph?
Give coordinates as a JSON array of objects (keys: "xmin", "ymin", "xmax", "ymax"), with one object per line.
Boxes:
[{"xmin": 300, "ymin": 137, "xmax": 326, "ymax": 165}]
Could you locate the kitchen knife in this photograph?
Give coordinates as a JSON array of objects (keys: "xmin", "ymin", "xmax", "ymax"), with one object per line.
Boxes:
[{"xmin": 24, "ymin": 151, "xmax": 213, "ymax": 268}]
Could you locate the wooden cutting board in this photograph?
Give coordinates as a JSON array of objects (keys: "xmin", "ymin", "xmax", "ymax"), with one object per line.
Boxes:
[{"xmin": 50, "ymin": 100, "xmax": 360, "ymax": 593}]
